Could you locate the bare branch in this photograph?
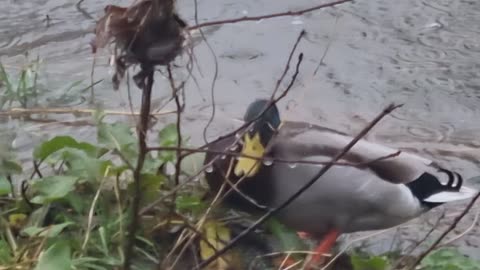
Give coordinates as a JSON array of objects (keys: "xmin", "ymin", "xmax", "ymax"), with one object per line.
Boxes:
[
  {"xmin": 188, "ymin": 0, "xmax": 353, "ymax": 30},
  {"xmin": 271, "ymin": 30, "xmax": 306, "ymax": 98},
  {"xmin": 147, "ymin": 146, "xmax": 401, "ymax": 168}
]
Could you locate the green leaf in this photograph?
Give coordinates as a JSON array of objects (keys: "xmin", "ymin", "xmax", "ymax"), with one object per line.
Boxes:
[
  {"xmin": 142, "ymin": 174, "xmax": 165, "ymax": 202},
  {"xmin": 267, "ymin": 218, "xmax": 306, "ymax": 255},
  {"xmin": 0, "ymin": 176, "xmax": 11, "ymax": 195},
  {"xmin": 159, "ymin": 124, "xmax": 178, "ymax": 146},
  {"xmin": 0, "ymin": 62, "xmax": 13, "ymax": 92},
  {"xmin": 142, "ymin": 152, "xmax": 163, "ymax": 174},
  {"xmin": 33, "ymin": 136, "xmax": 99, "ymax": 160},
  {"xmin": 97, "ymin": 122, "xmax": 136, "ymax": 151},
  {"xmin": 175, "ymin": 194, "xmax": 206, "ymax": 213},
  {"xmin": 30, "ymin": 176, "xmax": 79, "ymax": 204},
  {"xmin": 22, "ymin": 222, "xmax": 74, "ymax": 238},
  {"xmin": 158, "ymin": 124, "xmax": 178, "ymax": 162},
  {"xmin": 0, "ymin": 159, "xmax": 22, "ymax": 176},
  {"xmin": 24, "ymin": 206, "xmax": 50, "ymax": 228},
  {"xmin": 65, "ymin": 193, "xmax": 89, "ymax": 214},
  {"xmin": 180, "ymin": 152, "xmax": 206, "ymax": 176},
  {"xmin": 127, "ymin": 174, "xmax": 165, "ymax": 204},
  {"xmin": 0, "ymin": 238, "xmax": 12, "ymax": 265},
  {"xmin": 35, "ymin": 241, "xmax": 72, "ymax": 270},
  {"xmin": 62, "ymin": 149, "xmax": 111, "ymax": 181},
  {"xmin": 421, "ymin": 248, "xmax": 480, "ymax": 270},
  {"xmin": 351, "ymin": 254, "xmax": 388, "ymax": 270}
]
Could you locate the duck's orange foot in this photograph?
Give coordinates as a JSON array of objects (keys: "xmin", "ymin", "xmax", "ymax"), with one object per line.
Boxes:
[{"xmin": 304, "ymin": 229, "xmax": 340, "ymax": 270}]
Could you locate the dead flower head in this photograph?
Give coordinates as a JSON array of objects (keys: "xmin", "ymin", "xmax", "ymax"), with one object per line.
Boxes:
[{"xmin": 91, "ymin": 0, "xmax": 187, "ymax": 89}]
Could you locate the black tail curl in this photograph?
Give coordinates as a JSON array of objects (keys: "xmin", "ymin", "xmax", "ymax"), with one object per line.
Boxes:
[
  {"xmin": 406, "ymin": 168, "xmax": 464, "ymax": 207},
  {"xmin": 438, "ymin": 168, "xmax": 462, "ymax": 191}
]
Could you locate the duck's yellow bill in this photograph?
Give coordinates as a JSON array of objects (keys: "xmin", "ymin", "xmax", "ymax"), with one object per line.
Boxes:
[{"xmin": 234, "ymin": 132, "xmax": 265, "ymax": 177}]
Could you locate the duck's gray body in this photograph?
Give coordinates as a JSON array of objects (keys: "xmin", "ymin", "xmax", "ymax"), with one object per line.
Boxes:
[
  {"xmin": 268, "ymin": 155, "xmax": 421, "ymax": 236},
  {"xmin": 260, "ymin": 121, "xmax": 473, "ymax": 236},
  {"xmin": 204, "ymin": 108, "xmax": 476, "ymax": 237}
]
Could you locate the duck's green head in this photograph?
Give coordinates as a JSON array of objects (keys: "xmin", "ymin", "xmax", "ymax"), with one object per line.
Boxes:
[{"xmin": 234, "ymin": 99, "xmax": 281, "ymax": 177}]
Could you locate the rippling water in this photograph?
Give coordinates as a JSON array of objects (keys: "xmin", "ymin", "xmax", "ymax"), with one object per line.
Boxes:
[{"xmin": 1, "ymin": 0, "xmax": 479, "ymax": 258}]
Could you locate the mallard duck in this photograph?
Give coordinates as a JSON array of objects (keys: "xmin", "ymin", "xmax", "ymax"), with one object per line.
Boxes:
[{"xmin": 203, "ymin": 99, "xmax": 477, "ymax": 268}]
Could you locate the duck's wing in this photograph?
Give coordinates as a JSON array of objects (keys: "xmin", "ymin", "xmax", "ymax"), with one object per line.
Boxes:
[{"xmin": 270, "ymin": 121, "xmax": 437, "ymax": 184}]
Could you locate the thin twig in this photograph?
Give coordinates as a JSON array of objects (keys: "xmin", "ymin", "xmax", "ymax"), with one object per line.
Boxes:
[
  {"xmin": 89, "ymin": 52, "xmax": 97, "ymax": 103},
  {"xmin": 32, "ymin": 160, "xmax": 43, "ymax": 179},
  {"xmin": 167, "ymin": 65, "xmax": 183, "ymax": 187},
  {"xmin": 271, "ymin": 30, "xmax": 306, "ymax": 98},
  {"xmin": 313, "ymin": 15, "xmax": 339, "ymax": 75},
  {"xmin": 439, "ymin": 206, "xmax": 480, "ymax": 247},
  {"xmin": 147, "ymin": 146, "xmax": 401, "ymax": 168},
  {"xmin": 200, "ymin": 53, "xmax": 304, "ymax": 151},
  {"xmin": 195, "ymin": 103, "xmax": 402, "ymax": 269},
  {"xmin": 75, "ymin": 0, "xmax": 94, "ymax": 20},
  {"xmin": 123, "ymin": 71, "xmax": 154, "ymax": 270},
  {"xmin": 391, "ymin": 211, "xmax": 445, "ymax": 270},
  {"xmin": 407, "ymin": 192, "xmax": 480, "ymax": 270},
  {"xmin": 199, "ymin": 0, "xmax": 220, "ymax": 144},
  {"xmin": 166, "ymin": 64, "xmax": 184, "ymax": 229},
  {"xmin": 187, "ymin": 0, "xmax": 353, "ymax": 30}
]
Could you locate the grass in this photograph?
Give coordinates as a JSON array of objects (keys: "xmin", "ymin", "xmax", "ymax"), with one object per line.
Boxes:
[
  {"xmin": 0, "ymin": 58, "xmax": 41, "ymax": 109},
  {"xmin": 0, "ymin": 58, "xmax": 92, "ymax": 110}
]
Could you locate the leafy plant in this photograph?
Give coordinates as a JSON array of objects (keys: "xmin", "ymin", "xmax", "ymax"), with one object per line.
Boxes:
[
  {"xmin": 0, "ymin": 58, "xmax": 41, "ymax": 109},
  {"xmin": 420, "ymin": 248, "xmax": 480, "ymax": 270},
  {"xmin": 0, "ymin": 114, "xmax": 225, "ymax": 269},
  {"xmin": 351, "ymin": 254, "xmax": 389, "ymax": 270}
]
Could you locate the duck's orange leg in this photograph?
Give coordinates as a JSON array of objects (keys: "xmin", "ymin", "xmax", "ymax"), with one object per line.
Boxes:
[
  {"xmin": 275, "ymin": 232, "xmax": 311, "ymax": 269},
  {"xmin": 305, "ymin": 229, "xmax": 340, "ymax": 269}
]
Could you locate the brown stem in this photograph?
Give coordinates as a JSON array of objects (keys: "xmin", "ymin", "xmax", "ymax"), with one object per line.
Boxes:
[
  {"xmin": 187, "ymin": 0, "xmax": 353, "ymax": 30},
  {"xmin": 195, "ymin": 103, "xmax": 402, "ymax": 269},
  {"xmin": 123, "ymin": 70, "xmax": 154, "ymax": 270},
  {"xmin": 167, "ymin": 65, "xmax": 183, "ymax": 187}
]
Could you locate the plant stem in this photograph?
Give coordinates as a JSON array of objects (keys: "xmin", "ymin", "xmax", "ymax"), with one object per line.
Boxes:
[{"xmin": 123, "ymin": 70, "xmax": 154, "ymax": 270}]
